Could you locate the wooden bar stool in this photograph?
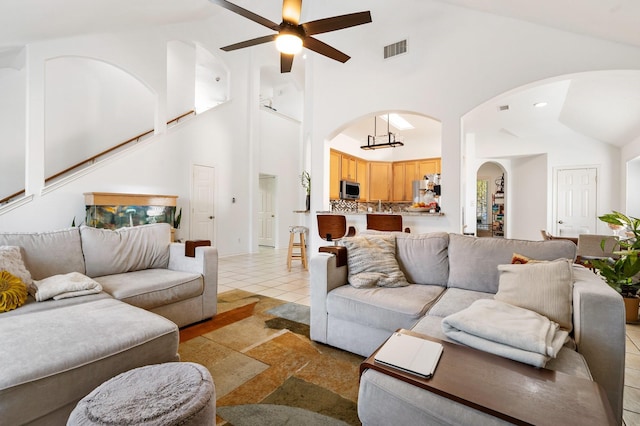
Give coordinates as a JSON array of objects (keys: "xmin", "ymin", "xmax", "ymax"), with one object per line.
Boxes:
[{"xmin": 287, "ymin": 226, "xmax": 308, "ymax": 271}]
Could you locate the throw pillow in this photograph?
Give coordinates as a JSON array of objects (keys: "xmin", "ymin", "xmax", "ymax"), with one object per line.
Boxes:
[
  {"xmin": 341, "ymin": 234, "xmax": 409, "ymax": 288},
  {"xmin": 511, "ymin": 253, "xmax": 532, "ymax": 264},
  {"xmin": 0, "ymin": 246, "xmax": 33, "ymax": 285},
  {"xmin": 0, "ymin": 270, "xmax": 28, "ymax": 312},
  {"xmin": 511, "ymin": 253, "xmax": 548, "ymax": 264},
  {"xmin": 495, "ymin": 259, "xmax": 574, "ymax": 331}
]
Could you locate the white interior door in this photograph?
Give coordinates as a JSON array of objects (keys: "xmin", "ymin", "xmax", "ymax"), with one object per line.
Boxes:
[
  {"xmin": 555, "ymin": 167, "xmax": 597, "ymax": 236},
  {"xmin": 258, "ymin": 175, "xmax": 276, "ymax": 247},
  {"xmin": 191, "ymin": 164, "xmax": 215, "ymax": 243}
]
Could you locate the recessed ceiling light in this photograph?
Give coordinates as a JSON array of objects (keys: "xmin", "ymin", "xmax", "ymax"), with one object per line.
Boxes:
[
  {"xmin": 380, "ymin": 113, "xmax": 414, "ymax": 130},
  {"xmin": 533, "ymin": 102, "xmax": 548, "ymax": 108}
]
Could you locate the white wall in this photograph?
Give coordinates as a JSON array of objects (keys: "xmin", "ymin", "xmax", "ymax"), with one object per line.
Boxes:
[
  {"xmin": 257, "ymin": 108, "xmax": 302, "ymax": 249},
  {"xmin": 167, "ymin": 40, "xmax": 196, "ymax": 119},
  {"xmin": 510, "ymin": 155, "xmax": 548, "ymax": 241},
  {"xmin": 623, "ymin": 135, "xmax": 640, "ymax": 217},
  {"xmin": 305, "ymin": 0, "xmax": 640, "ymax": 252},
  {"xmin": 0, "ymin": 65, "xmax": 26, "ymax": 198},
  {"xmin": 0, "ymin": 20, "xmax": 266, "ymax": 257},
  {"xmin": 44, "ymin": 56, "xmax": 156, "ymax": 177}
]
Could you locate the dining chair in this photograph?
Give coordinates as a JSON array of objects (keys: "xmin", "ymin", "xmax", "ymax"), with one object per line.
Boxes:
[
  {"xmin": 576, "ymin": 234, "xmax": 619, "ymax": 269},
  {"xmin": 317, "ymin": 214, "xmax": 356, "ymax": 244},
  {"xmin": 366, "ymin": 214, "xmax": 410, "ymax": 233}
]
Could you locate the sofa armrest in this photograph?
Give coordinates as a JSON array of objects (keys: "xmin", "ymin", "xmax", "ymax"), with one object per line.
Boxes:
[
  {"xmin": 572, "ymin": 265, "xmax": 625, "ymax": 423},
  {"xmin": 168, "ymin": 243, "xmax": 218, "ymax": 319},
  {"xmin": 310, "ymin": 253, "xmax": 348, "ymax": 344}
]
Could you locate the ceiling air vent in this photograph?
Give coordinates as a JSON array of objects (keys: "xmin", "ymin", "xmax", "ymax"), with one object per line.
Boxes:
[
  {"xmin": 384, "ymin": 40, "xmax": 407, "ymax": 59},
  {"xmin": 497, "ymin": 105, "xmax": 510, "ymax": 112}
]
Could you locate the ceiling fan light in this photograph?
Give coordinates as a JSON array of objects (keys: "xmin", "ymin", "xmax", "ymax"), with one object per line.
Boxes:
[{"xmin": 276, "ymin": 34, "xmax": 303, "ymax": 54}]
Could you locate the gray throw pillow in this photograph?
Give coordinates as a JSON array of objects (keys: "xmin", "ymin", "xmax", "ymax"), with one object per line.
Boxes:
[{"xmin": 341, "ymin": 234, "xmax": 408, "ymax": 288}]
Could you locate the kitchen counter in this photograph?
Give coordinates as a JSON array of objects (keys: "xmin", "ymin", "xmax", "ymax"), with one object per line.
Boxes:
[
  {"xmin": 315, "ymin": 210, "xmax": 447, "ymax": 235},
  {"xmin": 316, "ymin": 211, "xmax": 444, "ymax": 216}
]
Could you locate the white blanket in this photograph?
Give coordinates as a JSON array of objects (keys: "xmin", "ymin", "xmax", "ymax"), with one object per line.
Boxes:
[
  {"xmin": 29, "ymin": 272, "xmax": 103, "ymax": 301},
  {"xmin": 441, "ymin": 299, "xmax": 568, "ymax": 368}
]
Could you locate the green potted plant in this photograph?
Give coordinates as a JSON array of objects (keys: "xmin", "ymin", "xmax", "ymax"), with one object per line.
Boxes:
[
  {"xmin": 300, "ymin": 171, "xmax": 311, "ymax": 211},
  {"xmin": 590, "ymin": 211, "xmax": 640, "ymax": 323}
]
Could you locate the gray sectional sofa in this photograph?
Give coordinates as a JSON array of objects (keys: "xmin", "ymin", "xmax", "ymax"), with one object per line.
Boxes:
[
  {"xmin": 310, "ymin": 232, "xmax": 625, "ymax": 425},
  {"xmin": 0, "ymin": 223, "xmax": 218, "ymax": 425}
]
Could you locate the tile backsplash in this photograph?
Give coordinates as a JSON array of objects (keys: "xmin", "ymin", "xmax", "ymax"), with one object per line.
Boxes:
[{"xmin": 330, "ymin": 200, "xmax": 412, "ymax": 213}]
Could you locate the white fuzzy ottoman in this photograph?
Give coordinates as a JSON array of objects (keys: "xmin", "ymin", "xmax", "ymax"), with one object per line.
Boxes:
[{"xmin": 67, "ymin": 362, "xmax": 215, "ymax": 425}]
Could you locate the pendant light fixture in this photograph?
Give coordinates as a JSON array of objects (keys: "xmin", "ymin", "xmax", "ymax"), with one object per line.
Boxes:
[{"xmin": 361, "ymin": 113, "xmax": 405, "ymax": 150}]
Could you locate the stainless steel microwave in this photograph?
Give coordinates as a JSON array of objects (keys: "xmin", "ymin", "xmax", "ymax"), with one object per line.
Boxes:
[{"xmin": 340, "ymin": 180, "xmax": 360, "ymax": 200}]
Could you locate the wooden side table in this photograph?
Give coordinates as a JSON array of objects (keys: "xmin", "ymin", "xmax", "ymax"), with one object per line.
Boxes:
[{"xmin": 360, "ymin": 329, "xmax": 616, "ymax": 426}]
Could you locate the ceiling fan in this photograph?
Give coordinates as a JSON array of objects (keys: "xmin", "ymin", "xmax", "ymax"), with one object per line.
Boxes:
[{"xmin": 209, "ymin": 0, "xmax": 372, "ymax": 73}]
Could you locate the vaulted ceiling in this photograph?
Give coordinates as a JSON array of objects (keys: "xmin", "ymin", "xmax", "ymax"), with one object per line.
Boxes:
[{"xmin": 1, "ymin": 0, "xmax": 639, "ymax": 149}]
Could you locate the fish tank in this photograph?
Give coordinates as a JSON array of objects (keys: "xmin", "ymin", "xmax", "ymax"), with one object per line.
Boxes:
[{"xmin": 84, "ymin": 192, "xmax": 177, "ymax": 230}]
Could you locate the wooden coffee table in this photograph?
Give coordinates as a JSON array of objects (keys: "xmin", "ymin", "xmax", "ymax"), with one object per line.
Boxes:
[{"xmin": 360, "ymin": 329, "xmax": 616, "ymax": 426}]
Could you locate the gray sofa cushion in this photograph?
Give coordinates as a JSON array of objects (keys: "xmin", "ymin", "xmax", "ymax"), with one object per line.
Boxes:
[
  {"xmin": 427, "ymin": 287, "xmax": 495, "ymax": 318},
  {"xmin": 80, "ymin": 224, "xmax": 170, "ymax": 277},
  {"xmin": 0, "ymin": 228, "xmax": 85, "ymax": 280},
  {"xmin": 327, "ymin": 284, "xmax": 445, "ymax": 332},
  {"xmin": 0, "ymin": 298, "xmax": 179, "ymax": 425},
  {"xmin": 94, "ymin": 269, "xmax": 203, "ymax": 310},
  {"xmin": 395, "ymin": 232, "xmax": 449, "ymax": 286},
  {"xmin": 447, "ymin": 234, "xmax": 576, "ymax": 293}
]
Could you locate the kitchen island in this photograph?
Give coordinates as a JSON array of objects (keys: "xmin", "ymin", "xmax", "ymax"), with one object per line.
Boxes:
[{"xmin": 316, "ymin": 210, "xmax": 447, "ymax": 235}]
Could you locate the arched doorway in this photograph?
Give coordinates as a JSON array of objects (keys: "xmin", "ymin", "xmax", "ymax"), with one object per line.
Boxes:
[{"xmin": 476, "ymin": 162, "xmax": 506, "ymax": 238}]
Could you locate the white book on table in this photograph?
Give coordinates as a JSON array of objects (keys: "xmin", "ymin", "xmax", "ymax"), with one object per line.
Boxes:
[{"xmin": 374, "ymin": 332, "xmax": 443, "ymax": 378}]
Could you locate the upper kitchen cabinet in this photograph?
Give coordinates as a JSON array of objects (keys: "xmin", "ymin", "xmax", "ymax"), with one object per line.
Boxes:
[
  {"xmin": 341, "ymin": 155, "xmax": 357, "ymax": 181},
  {"xmin": 418, "ymin": 158, "xmax": 441, "ymax": 176},
  {"xmin": 329, "ymin": 150, "xmax": 341, "ymax": 200},
  {"xmin": 357, "ymin": 159, "xmax": 368, "ymax": 202},
  {"xmin": 392, "ymin": 158, "xmax": 441, "ymax": 201},
  {"xmin": 330, "ymin": 149, "xmax": 368, "ymax": 200},
  {"xmin": 369, "ymin": 162, "xmax": 392, "ymax": 201}
]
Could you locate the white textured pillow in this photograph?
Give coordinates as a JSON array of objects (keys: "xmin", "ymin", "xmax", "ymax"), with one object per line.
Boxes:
[
  {"xmin": 341, "ymin": 234, "xmax": 408, "ymax": 288},
  {"xmin": 495, "ymin": 259, "xmax": 573, "ymax": 331},
  {"xmin": 0, "ymin": 246, "xmax": 33, "ymax": 285}
]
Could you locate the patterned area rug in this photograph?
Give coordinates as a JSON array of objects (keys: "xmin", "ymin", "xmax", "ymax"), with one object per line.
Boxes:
[{"xmin": 178, "ymin": 289, "xmax": 364, "ymax": 426}]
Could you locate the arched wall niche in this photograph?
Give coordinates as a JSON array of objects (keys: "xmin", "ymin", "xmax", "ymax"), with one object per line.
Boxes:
[
  {"xmin": 167, "ymin": 40, "xmax": 230, "ymax": 117},
  {"xmin": 44, "ymin": 55, "xmax": 156, "ymax": 180}
]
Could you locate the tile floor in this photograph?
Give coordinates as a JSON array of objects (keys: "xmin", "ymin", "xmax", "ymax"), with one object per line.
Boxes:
[
  {"xmin": 217, "ymin": 246, "xmax": 639, "ymax": 425},
  {"xmin": 217, "ymin": 246, "xmax": 311, "ymax": 306}
]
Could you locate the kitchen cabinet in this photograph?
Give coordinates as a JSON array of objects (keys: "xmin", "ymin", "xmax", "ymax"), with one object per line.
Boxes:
[
  {"xmin": 392, "ymin": 161, "xmax": 418, "ymax": 201},
  {"xmin": 329, "ymin": 150, "xmax": 341, "ymax": 200},
  {"xmin": 329, "ymin": 149, "xmax": 440, "ymax": 202},
  {"xmin": 341, "ymin": 155, "xmax": 357, "ymax": 181},
  {"xmin": 357, "ymin": 159, "xmax": 368, "ymax": 201},
  {"xmin": 330, "ymin": 149, "xmax": 367, "ymax": 200},
  {"xmin": 418, "ymin": 158, "xmax": 441, "ymax": 177},
  {"xmin": 369, "ymin": 162, "xmax": 392, "ymax": 201}
]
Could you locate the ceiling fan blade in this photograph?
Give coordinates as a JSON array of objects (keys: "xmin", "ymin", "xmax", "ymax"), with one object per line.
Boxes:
[
  {"xmin": 209, "ymin": 0, "xmax": 279, "ymax": 30},
  {"xmin": 282, "ymin": 0, "xmax": 302, "ymax": 25},
  {"xmin": 303, "ymin": 36, "xmax": 350, "ymax": 63},
  {"xmin": 221, "ymin": 34, "xmax": 277, "ymax": 51},
  {"xmin": 281, "ymin": 53, "xmax": 294, "ymax": 73},
  {"xmin": 302, "ymin": 11, "xmax": 372, "ymax": 35}
]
